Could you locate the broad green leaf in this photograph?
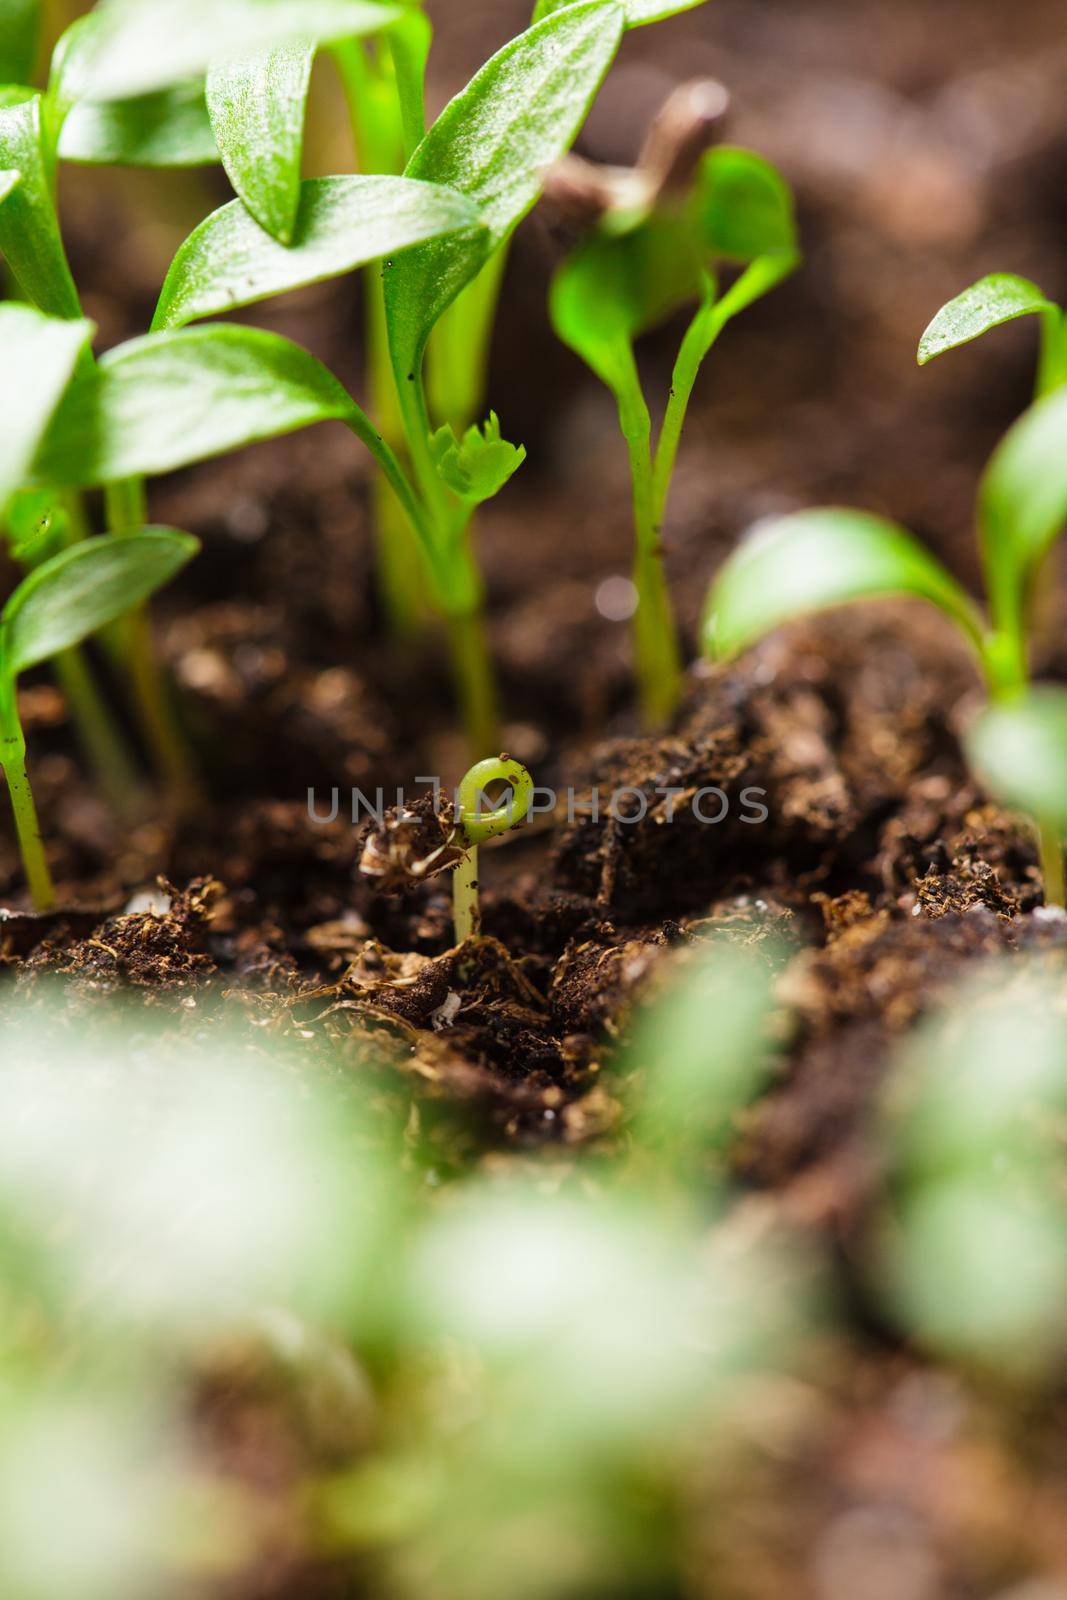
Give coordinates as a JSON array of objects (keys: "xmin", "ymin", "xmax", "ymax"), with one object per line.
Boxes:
[
  {"xmin": 0, "ymin": 97, "xmax": 81, "ymax": 318},
  {"xmin": 702, "ymin": 508, "xmax": 985, "ymax": 661},
  {"xmin": 696, "ymin": 146, "xmax": 797, "ymax": 262},
  {"xmin": 2, "ymin": 529, "xmax": 199, "ymax": 678},
  {"xmin": 534, "ymin": 0, "xmax": 708, "ymax": 25},
  {"xmin": 207, "ymin": 42, "xmax": 314, "ymax": 244},
  {"xmin": 0, "ymin": 304, "xmax": 93, "ymax": 512},
  {"xmin": 980, "ymin": 387, "xmax": 1067, "ymax": 612},
  {"xmin": 59, "ymin": 82, "xmax": 218, "ymax": 167},
  {"xmin": 552, "ymin": 215, "xmax": 703, "ymax": 367},
  {"xmin": 33, "ymin": 325, "xmax": 360, "ymax": 486},
  {"xmin": 386, "ymin": 1, "xmax": 624, "ymax": 383},
  {"xmin": 430, "ymin": 413, "xmax": 526, "ymax": 506},
  {"xmin": 0, "ymin": 169, "xmax": 18, "ymax": 202},
  {"xmin": 64, "ymin": 0, "xmax": 401, "ymax": 102},
  {"xmin": 0, "ymin": 0, "xmax": 39, "ymax": 83},
  {"xmin": 966, "ymin": 689, "xmax": 1067, "ymax": 830},
  {"xmin": 153, "ymin": 174, "xmax": 481, "ymax": 331},
  {"xmin": 919, "ymin": 274, "xmax": 1055, "ymax": 367}
]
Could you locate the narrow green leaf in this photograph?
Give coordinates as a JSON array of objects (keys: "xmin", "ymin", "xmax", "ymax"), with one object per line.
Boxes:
[
  {"xmin": 153, "ymin": 174, "xmax": 481, "ymax": 331},
  {"xmin": 0, "ymin": 96, "xmax": 81, "ymax": 318},
  {"xmin": 980, "ymin": 387, "xmax": 1067, "ymax": 590},
  {"xmin": 59, "ymin": 82, "xmax": 219, "ymax": 167},
  {"xmin": 207, "ymin": 42, "xmax": 314, "ymax": 244},
  {"xmin": 918, "ymin": 274, "xmax": 1055, "ymax": 367},
  {"xmin": 65, "ymin": 0, "xmax": 401, "ymax": 102},
  {"xmin": 966, "ymin": 688, "xmax": 1067, "ymax": 830},
  {"xmin": 33, "ymin": 325, "xmax": 360, "ymax": 486},
  {"xmin": 0, "ymin": 304, "xmax": 94, "ymax": 513},
  {"xmin": 2, "ymin": 529, "xmax": 199, "ymax": 679},
  {"xmin": 702, "ymin": 508, "xmax": 985, "ymax": 661},
  {"xmin": 534, "ymin": 0, "xmax": 708, "ymax": 25},
  {"xmin": 0, "ymin": 0, "xmax": 40, "ymax": 83},
  {"xmin": 386, "ymin": 1, "xmax": 624, "ymax": 382}
]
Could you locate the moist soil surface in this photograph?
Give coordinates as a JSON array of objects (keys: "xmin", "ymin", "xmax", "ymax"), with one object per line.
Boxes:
[{"xmin": 7, "ymin": 0, "xmax": 1067, "ymax": 1594}]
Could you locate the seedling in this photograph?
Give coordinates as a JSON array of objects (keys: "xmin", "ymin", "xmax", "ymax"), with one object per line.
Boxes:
[
  {"xmin": 919, "ymin": 273, "xmax": 1067, "ymax": 398},
  {"xmin": 0, "ymin": 530, "xmax": 198, "ymax": 908},
  {"xmin": 702, "ymin": 384, "xmax": 1067, "ymax": 899},
  {"xmin": 451, "ymin": 757, "xmax": 534, "ymax": 943},
  {"xmin": 550, "ymin": 95, "xmax": 798, "ymax": 726}
]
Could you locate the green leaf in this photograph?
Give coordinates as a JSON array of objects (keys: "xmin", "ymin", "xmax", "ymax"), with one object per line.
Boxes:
[
  {"xmin": 429, "ymin": 413, "xmax": 526, "ymax": 506},
  {"xmin": 0, "ymin": 96, "xmax": 81, "ymax": 318},
  {"xmin": 0, "ymin": 0, "xmax": 40, "ymax": 83},
  {"xmin": 980, "ymin": 388, "xmax": 1067, "ymax": 598},
  {"xmin": 152, "ymin": 174, "xmax": 482, "ymax": 331},
  {"xmin": 59, "ymin": 82, "xmax": 219, "ymax": 167},
  {"xmin": 552, "ymin": 215, "xmax": 703, "ymax": 369},
  {"xmin": 695, "ymin": 146, "xmax": 798, "ymax": 262},
  {"xmin": 2, "ymin": 529, "xmax": 199, "ymax": 679},
  {"xmin": 206, "ymin": 42, "xmax": 314, "ymax": 244},
  {"xmin": 65, "ymin": 0, "xmax": 401, "ymax": 102},
  {"xmin": 0, "ymin": 169, "xmax": 18, "ymax": 202},
  {"xmin": 966, "ymin": 688, "xmax": 1067, "ymax": 830},
  {"xmin": 0, "ymin": 304, "xmax": 93, "ymax": 513},
  {"xmin": 702, "ymin": 508, "xmax": 985, "ymax": 661},
  {"xmin": 386, "ymin": 1, "xmax": 624, "ymax": 384},
  {"xmin": 534, "ymin": 0, "xmax": 708, "ymax": 25},
  {"xmin": 5, "ymin": 489, "xmax": 70, "ymax": 565},
  {"xmin": 918, "ymin": 274, "xmax": 1056, "ymax": 367},
  {"xmin": 33, "ymin": 325, "xmax": 360, "ymax": 486}
]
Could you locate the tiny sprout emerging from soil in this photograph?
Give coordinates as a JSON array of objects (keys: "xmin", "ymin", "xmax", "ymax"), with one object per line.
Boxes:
[
  {"xmin": 702, "ymin": 382, "xmax": 1067, "ymax": 902},
  {"xmin": 549, "ymin": 82, "xmax": 799, "ymax": 728},
  {"xmin": 451, "ymin": 757, "xmax": 534, "ymax": 944},
  {"xmin": 919, "ymin": 273, "xmax": 1067, "ymax": 399}
]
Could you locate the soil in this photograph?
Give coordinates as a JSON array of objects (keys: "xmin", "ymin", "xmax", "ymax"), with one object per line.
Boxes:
[{"xmin": 8, "ymin": 0, "xmax": 1067, "ymax": 1594}]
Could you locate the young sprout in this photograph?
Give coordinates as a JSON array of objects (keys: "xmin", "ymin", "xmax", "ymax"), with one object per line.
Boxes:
[
  {"xmin": 0, "ymin": 530, "xmax": 198, "ymax": 909},
  {"xmin": 919, "ymin": 273, "xmax": 1067, "ymax": 399},
  {"xmin": 451, "ymin": 756, "xmax": 534, "ymax": 944},
  {"xmin": 549, "ymin": 92, "xmax": 799, "ymax": 726},
  {"xmin": 702, "ymin": 385, "xmax": 1067, "ymax": 900}
]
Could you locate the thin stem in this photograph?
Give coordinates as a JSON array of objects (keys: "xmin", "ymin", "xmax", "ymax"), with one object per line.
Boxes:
[
  {"xmin": 652, "ymin": 291, "xmax": 722, "ymax": 528},
  {"xmin": 104, "ymin": 479, "xmax": 201, "ymax": 810},
  {"xmin": 452, "ymin": 844, "xmax": 480, "ymax": 942},
  {"xmin": 0, "ymin": 684, "xmax": 56, "ymax": 911},
  {"xmin": 51, "ymin": 648, "xmax": 143, "ymax": 817},
  {"xmin": 615, "ymin": 354, "xmax": 683, "ymax": 727},
  {"xmin": 1037, "ymin": 307, "xmax": 1067, "ymax": 400},
  {"xmin": 335, "ymin": 37, "xmax": 430, "ymax": 631},
  {"xmin": 1037, "ymin": 816, "xmax": 1065, "ymax": 907},
  {"xmin": 428, "ymin": 247, "xmax": 510, "ymax": 432},
  {"xmin": 387, "ymin": 20, "xmax": 427, "ymax": 160},
  {"xmin": 446, "ymin": 604, "xmax": 499, "ymax": 761}
]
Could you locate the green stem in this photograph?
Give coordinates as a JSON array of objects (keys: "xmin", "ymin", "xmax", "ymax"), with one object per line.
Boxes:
[
  {"xmin": 615, "ymin": 357, "xmax": 683, "ymax": 727},
  {"xmin": 104, "ymin": 480, "xmax": 201, "ymax": 810},
  {"xmin": 452, "ymin": 843, "xmax": 480, "ymax": 942},
  {"xmin": 652, "ymin": 293, "xmax": 722, "ymax": 528},
  {"xmin": 1037, "ymin": 816, "xmax": 1065, "ymax": 907},
  {"xmin": 1037, "ymin": 307, "xmax": 1067, "ymax": 400},
  {"xmin": 0, "ymin": 680, "xmax": 56, "ymax": 911},
  {"xmin": 446, "ymin": 604, "xmax": 499, "ymax": 761},
  {"xmin": 334, "ymin": 36, "xmax": 431, "ymax": 633},
  {"xmin": 51, "ymin": 648, "xmax": 143, "ymax": 817},
  {"xmin": 427, "ymin": 247, "xmax": 510, "ymax": 433}
]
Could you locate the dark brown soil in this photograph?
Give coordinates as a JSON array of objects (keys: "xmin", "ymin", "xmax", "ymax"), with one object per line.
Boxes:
[{"xmin": 9, "ymin": 0, "xmax": 1067, "ymax": 1594}]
